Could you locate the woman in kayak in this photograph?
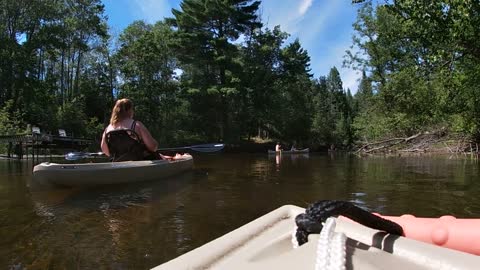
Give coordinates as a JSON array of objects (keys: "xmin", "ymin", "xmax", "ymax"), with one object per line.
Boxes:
[{"xmin": 100, "ymin": 98, "xmax": 161, "ymax": 161}]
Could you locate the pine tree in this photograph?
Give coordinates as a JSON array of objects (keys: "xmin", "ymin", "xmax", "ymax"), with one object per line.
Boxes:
[{"xmin": 169, "ymin": 0, "xmax": 261, "ymax": 140}]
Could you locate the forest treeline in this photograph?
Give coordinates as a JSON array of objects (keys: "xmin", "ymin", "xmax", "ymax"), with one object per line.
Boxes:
[{"xmin": 1, "ymin": 0, "xmax": 479, "ymax": 150}]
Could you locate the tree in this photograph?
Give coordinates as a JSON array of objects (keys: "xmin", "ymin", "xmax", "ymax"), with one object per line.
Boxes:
[
  {"xmin": 354, "ymin": 70, "xmax": 372, "ymax": 113},
  {"xmin": 169, "ymin": 0, "xmax": 262, "ymax": 141},
  {"xmin": 347, "ymin": 0, "xmax": 480, "ymax": 139},
  {"xmin": 271, "ymin": 39, "xmax": 314, "ymax": 143},
  {"xmin": 311, "ymin": 67, "xmax": 353, "ymax": 147},
  {"xmin": 239, "ymin": 26, "xmax": 288, "ymax": 139},
  {"xmin": 116, "ymin": 20, "xmax": 186, "ymax": 144},
  {"xmin": 0, "ymin": 0, "xmax": 108, "ymax": 137}
]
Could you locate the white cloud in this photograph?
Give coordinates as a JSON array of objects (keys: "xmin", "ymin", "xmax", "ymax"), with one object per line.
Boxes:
[
  {"xmin": 296, "ymin": 1, "xmax": 342, "ymax": 45},
  {"xmin": 261, "ymin": 0, "xmax": 315, "ymax": 34},
  {"xmin": 130, "ymin": 0, "xmax": 172, "ymax": 23},
  {"xmin": 288, "ymin": 1, "xmax": 361, "ymax": 93},
  {"xmin": 298, "ymin": 0, "xmax": 314, "ymax": 16},
  {"xmin": 341, "ymin": 68, "xmax": 360, "ymax": 94}
]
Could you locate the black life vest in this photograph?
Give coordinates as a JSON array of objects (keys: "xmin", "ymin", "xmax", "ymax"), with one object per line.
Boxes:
[{"xmin": 105, "ymin": 121, "xmax": 149, "ymax": 162}]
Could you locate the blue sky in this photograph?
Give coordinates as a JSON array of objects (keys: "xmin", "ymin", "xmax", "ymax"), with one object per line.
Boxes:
[{"xmin": 102, "ymin": 0, "xmax": 361, "ymax": 93}]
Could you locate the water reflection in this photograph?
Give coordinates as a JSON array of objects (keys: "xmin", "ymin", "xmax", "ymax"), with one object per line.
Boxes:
[
  {"xmin": 269, "ymin": 153, "xmax": 310, "ymax": 170},
  {"xmin": 14, "ymin": 172, "xmax": 195, "ymax": 269}
]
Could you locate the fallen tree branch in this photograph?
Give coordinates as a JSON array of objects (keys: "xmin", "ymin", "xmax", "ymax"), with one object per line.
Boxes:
[
  {"xmin": 398, "ymin": 148, "xmax": 425, "ymax": 153},
  {"xmin": 443, "ymin": 142, "xmax": 454, "ymax": 154},
  {"xmin": 356, "ymin": 133, "xmax": 421, "ymax": 154},
  {"xmin": 354, "ymin": 130, "xmax": 478, "ymax": 155}
]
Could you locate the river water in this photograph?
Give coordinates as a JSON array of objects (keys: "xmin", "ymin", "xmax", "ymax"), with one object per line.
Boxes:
[{"xmin": 1, "ymin": 153, "xmax": 479, "ymax": 269}]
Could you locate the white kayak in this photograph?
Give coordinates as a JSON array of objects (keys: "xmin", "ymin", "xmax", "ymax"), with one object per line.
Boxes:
[
  {"xmin": 153, "ymin": 205, "xmax": 479, "ymax": 270},
  {"xmin": 32, "ymin": 155, "xmax": 193, "ymax": 187},
  {"xmin": 268, "ymin": 148, "xmax": 310, "ymax": 155}
]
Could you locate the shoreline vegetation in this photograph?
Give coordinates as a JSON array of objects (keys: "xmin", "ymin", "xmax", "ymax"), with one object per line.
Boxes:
[
  {"xmin": 1, "ymin": 1, "xmax": 479, "ymax": 154},
  {"xmin": 355, "ymin": 131, "xmax": 480, "ymax": 156},
  {"xmin": 2, "ymin": 130, "xmax": 478, "ymax": 158}
]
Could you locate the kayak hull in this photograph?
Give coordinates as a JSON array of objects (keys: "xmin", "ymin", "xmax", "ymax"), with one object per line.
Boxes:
[
  {"xmin": 32, "ymin": 155, "xmax": 193, "ymax": 187},
  {"xmin": 268, "ymin": 148, "xmax": 309, "ymax": 155},
  {"xmin": 153, "ymin": 205, "xmax": 480, "ymax": 270}
]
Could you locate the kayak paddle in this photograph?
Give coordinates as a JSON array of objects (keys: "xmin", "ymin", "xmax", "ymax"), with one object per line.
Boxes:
[
  {"xmin": 157, "ymin": 143, "xmax": 225, "ymax": 153},
  {"xmin": 64, "ymin": 143, "xmax": 225, "ymax": 161},
  {"xmin": 65, "ymin": 152, "xmax": 105, "ymax": 161}
]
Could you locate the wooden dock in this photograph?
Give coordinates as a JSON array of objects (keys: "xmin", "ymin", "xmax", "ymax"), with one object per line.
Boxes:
[{"xmin": 0, "ymin": 132, "xmax": 93, "ymax": 160}]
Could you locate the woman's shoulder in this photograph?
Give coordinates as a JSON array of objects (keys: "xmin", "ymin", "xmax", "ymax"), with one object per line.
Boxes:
[
  {"xmin": 133, "ymin": 120, "xmax": 145, "ymax": 128},
  {"xmin": 105, "ymin": 124, "xmax": 115, "ymax": 133},
  {"xmin": 132, "ymin": 120, "xmax": 150, "ymax": 134}
]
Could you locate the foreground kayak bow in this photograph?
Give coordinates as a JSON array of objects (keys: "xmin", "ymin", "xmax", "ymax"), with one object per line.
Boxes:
[{"xmin": 154, "ymin": 204, "xmax": 480, "ymax": 270}]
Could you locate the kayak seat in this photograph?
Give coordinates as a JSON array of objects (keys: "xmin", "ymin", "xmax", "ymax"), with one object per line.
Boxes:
[{"xmin": 105, "ymin": 128, "xmax": 148, "ymax": 162}]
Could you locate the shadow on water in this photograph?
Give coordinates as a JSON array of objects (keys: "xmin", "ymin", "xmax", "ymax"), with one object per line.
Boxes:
[
  {"xmin": 29, "ymin": 170, "xmax": 199, "ymax": 215},
  {"xmin": 5, "ymin": 168, "xmax": 210, "ymax": 270}
]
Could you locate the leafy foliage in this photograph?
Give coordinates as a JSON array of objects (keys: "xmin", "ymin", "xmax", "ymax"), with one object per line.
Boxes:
[
  {"xmin": 348, "ymin": 0, "xmax": 480, "ymax": 141},
  {"xmin": 0, "ymin": 100, "xmax": 24, "ymax": 135}
]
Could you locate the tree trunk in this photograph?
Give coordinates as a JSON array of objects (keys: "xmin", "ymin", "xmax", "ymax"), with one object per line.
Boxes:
[
  {"xmin": 74, "ymin": 50, "xmax": 82, "ymax": 96},
  {"xmin": 60, "ymin": 49, "xmax": 65, "ymax": 108}
]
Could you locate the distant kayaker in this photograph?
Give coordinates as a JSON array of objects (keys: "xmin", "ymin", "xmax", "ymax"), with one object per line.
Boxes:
[
  {"xmin": 275, "ymin": 142, "xmax": 282, "ymax": 152},
  {"xmin": 101, "ymin": 98, "xmax": 159, "ymax": 161}
]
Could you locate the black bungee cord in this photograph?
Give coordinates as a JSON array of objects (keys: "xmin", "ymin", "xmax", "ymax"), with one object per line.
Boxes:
[{"xmin": 295, "ymin": 200, "xmax": 404, "ymax": 246}]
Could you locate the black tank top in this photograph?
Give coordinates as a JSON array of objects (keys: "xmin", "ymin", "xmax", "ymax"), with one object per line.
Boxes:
[{"xmin": 105, "ymin": 121, "xmax": 148, "ymax": 162}]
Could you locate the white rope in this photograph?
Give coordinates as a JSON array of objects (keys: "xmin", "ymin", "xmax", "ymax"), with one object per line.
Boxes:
[
  {"xmin": 316, "ymin": 218, "xmax": 346, "ymax": 270},
  {"xmin": 327, "ymin": 231, "xmax": 347, "ymax": 270},
  {"xmin": 315, "ymin": 218, "xmax": 334, "ymax": 270},
  {"xmin": 292, "ymin": 225, "xmax": 299, "ymax": 249},
  {"xmin": 291, "ymin": 217, "xmax": 347, "ymax": 270}
]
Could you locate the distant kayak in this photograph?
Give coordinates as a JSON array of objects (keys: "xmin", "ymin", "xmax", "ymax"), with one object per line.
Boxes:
[
  {"xmin": 32, "ymin": 155, "xmax": 193, "ymax": 187},
  {"xmin": 268, "ymin": 148, "xmax": 309, "ymax": 155}
]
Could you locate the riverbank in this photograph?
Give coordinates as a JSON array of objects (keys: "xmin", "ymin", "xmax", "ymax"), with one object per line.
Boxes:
[
  {"xmin": 1, "ymin": 132, "xmax": 478, "ymax": 157},
  {"xmin": 223, "ymin": 132, "xmax": 479, "ymax": 155},
  {"xmin": 355, "ymin": 131, "xmax": 479, "ymax": 155}
]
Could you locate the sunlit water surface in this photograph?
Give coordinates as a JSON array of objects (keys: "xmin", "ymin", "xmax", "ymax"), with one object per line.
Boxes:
[{"xmin": 1, "ymin": 153, "xmax": 479, "ymax": 269}]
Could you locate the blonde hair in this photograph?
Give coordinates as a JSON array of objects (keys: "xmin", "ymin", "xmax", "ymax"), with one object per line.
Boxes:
[{"xmin": 110, "ymin": 98, "xmax": 133, "ymax": 125}]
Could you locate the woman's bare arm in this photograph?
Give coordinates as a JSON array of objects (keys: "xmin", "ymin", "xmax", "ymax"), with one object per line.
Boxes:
[
  {"xmin": 136, "ymin": 121, "xmax": 158, "ymax": 152},
  {"xmin": 100, "ymin": 130, "xmax": 110, "ymax": 156}
]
